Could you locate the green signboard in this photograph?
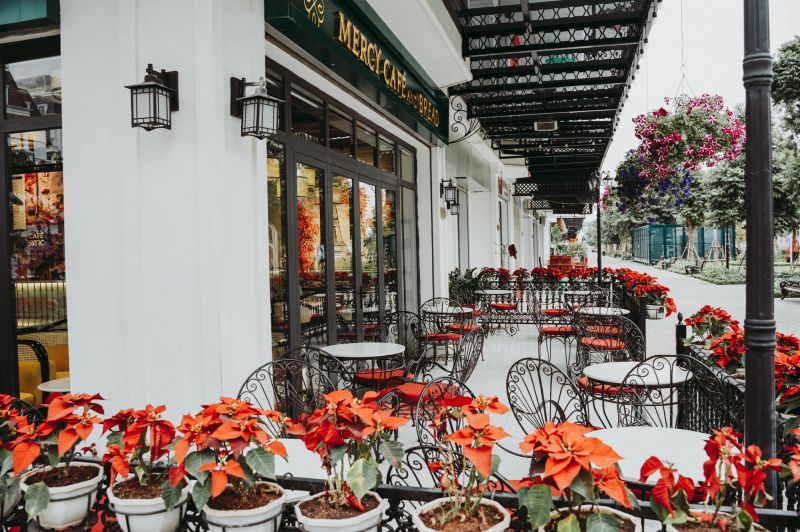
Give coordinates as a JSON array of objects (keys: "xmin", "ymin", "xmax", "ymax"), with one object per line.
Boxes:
[
  {"xmin": 267, "ymin": 0, "xmax": 450, "ymax": 144},
  {"xmin": 0, "ymin": 0, "xmax": 58, "ymax": 31}
]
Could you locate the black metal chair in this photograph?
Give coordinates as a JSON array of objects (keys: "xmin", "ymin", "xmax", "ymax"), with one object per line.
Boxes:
[
  {"xmin": 593, "ymin": 355, "xmax": 745, "ymax": 432},
  {"xmin": 572, "ymin": 314, "xmax": 645, "ymax": 378},
  {"xmin": 419, "ymin": 297, "xmax": 470, "ymax": 362},
  {"xmin": 414, "ymin": 376, "xmax": 474, "ymax": 448},
  {"xmin": 506, "ymin": 358, "xmax": 588, "ymax": 434},
  {"xmin": 236, "ymin": 357, "xmax": 336, "ymax": 436}
]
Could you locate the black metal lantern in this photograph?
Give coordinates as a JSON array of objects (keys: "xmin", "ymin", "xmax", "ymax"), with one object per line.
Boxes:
[
  {"xmin": 125, "ymin": 64, "xmax": 179, "ymax": 130},
  {"xmin": 230, "ymin": 77, "xmax": 282, "ymax": 139},
  {"xmin": 440, "ymin": 179, "xmax": 457, "ymax": 204},
  {"xmin": 448, "ymin": 202, "xmax": 459, "ymax": 216}
]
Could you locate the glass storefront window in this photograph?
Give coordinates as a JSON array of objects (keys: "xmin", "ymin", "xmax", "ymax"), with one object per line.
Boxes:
[
  {"xmin": 382, "ymin": 189, "xmax": 398, "ymax": 313},
  {"xmin": 378, "ymin": 136, "xmax": 395, "ymax": 174},
  {"xmin": 329, "ymin": 107, "xmax": 353, "ymax": 158},
  {"xmin": 401, "ymin": 187, "xmax": 418, "ymax": 312},
  {"xmin": 4, "ymin": 56, "xmax": 61, "ymax": 119},
  {"xmin": 296, "ymin": 163, "xmax": 327, "ymax": 345},
  {"xmin": 332, "ymin": 175, "xmax": 355, "ymax": 340},
  {"xmin": 356, "ymin": 123, "xmax": 376, "ymax": 166},
  {"xmin": 268, "ymin": 141, "xmax": 287, "ymax": 351},
  {"xmin": 399, "ymin": 147, "xmax": 415, "ymax": 182},
  {"xmin": 291, "ymin": 88, "xmax": 324, "ymax": 145},
  {"xmin": 359, "ymin": 182, "xmax": 378, "ymax": 325}
]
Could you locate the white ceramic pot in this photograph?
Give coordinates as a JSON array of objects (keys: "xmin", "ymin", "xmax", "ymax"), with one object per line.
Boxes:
[
  {"xmin": 107, "ymin": 477, "xmax": 190, "ymax": 532},
  {"xmin": 665, "ymin": 512, "xmax": 766, "ymax": 531},
  {"xmin": 541, "ymin": 505, "xmax": 641, "ymax": 532},
  {"xmin": 295, "ymin": 491, "xmax": 388, "ymax": 532},
  {"xmin": 203, "ymin": 481, "xmax": 285, "ymax": 532},
  {"xmin": 20, "ymin": 463, "xmax": 104, "ymax": 530},
  {"xmin": 646, "ymin": 304, "xmax": 666, "ymax": 319},
  {"xmin": 411, "ymin": 497, "xmax": 510, "ymax": 532}
]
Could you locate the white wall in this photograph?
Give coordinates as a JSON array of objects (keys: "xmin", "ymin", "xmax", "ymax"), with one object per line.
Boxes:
[{"xmin": 61, "ymin": 0, "xmax": 269, "ymax": 416}]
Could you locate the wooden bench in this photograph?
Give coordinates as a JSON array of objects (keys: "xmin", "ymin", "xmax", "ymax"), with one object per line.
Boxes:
[
  {"xmin": 660, "ymin": 257, "xmax": 677, "ymax": 270},
  {"xmin": 780, "ymin": 280, "xmax": 800, "ymax": 299},
  {"xmin": 685, "ymin": 260, "xmax": 707, "ymax": 275}
]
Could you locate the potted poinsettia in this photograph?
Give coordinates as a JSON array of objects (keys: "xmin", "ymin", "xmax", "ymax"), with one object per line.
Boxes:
[
  {"xmin": 14, "ymin": 393, "xmax": 105, "ymax": 529},
  {"xmin": 411, "ymin": 395, "xmax": 512, "ymax": 532},
  {"xmin": 102, "ymin": 404, "xmax": 189, "ymax": 532},
  {"xmin": 634, "ymin": 282, "xmax": 676, "ymax": 319},
  {"xmin": 684, "ymin": 306, "xmax": 739, "ymax": 348},
  {"xmin": 294, "ymin": 389, "xmax": 409, "ymax": 532},
  {"xmin": 642, "ymin": 427, "xmax": 777, "ymax": 531},
  {"xmin": 517, "ymin": 421, "xmax": 640, "ymax": 531},
  {"xmin": 170, "ymin": 396, "xmax": 294, "ymax": 532},
  {"xmin": 0, "ymin": 394, "xmax": 29, "ymax": 519}
]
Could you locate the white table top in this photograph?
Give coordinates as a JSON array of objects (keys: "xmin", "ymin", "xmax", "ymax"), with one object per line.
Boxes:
[
  {"xmin": 423, "ymin": 306, "xmax": 473, "ymax": 315},
  {"xmin": 583, "ymin": 361, "xmax": 692, "ymax": 386},
  {"xmin": 274, "ymin": 438, "xmax": 326, "ymax": 480},
  {"xmin": 476, "ymin": 289, "xmax": 513, "ymax": 296},
  {"xmin": 322, "ymin": 342, "xmax": 405, "ymax": 360},
  {"xmin": 563, "ymin": 290, "xmax": 593, "ymax": 296},
  {"xmin": 38, "ymin": 377, "xmax": 70, "ymax": 393},
  {"xmin": 337, "ymin": 306, "xmax": 379, "ymax": 314},
  {"xmin": 591, "ymin": 427, "xmax": 708, "ymax": 483},
  {"xmin": 576, "ymin": 306, "xmax": 630, "ymax": 316}
]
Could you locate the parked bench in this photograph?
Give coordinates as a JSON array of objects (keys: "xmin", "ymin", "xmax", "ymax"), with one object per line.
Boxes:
[
  {"xmin": 685, "ymin": 260, "xmax": 707, "ymax": 275},
  {"xmin": 660, "ymin": 257, "xmax": 677, "ymax": 270},
  {"xmin": 780, "ymin": 280, "xmax": 800, "ymax": 299}
]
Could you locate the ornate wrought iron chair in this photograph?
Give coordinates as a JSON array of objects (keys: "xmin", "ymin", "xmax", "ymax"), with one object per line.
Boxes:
[
  {"xmin": 572, "ymin": 314, "xmax": 645, "ymax": 378},
  {"xmin": 236, "ymin": 357, "xmax": 336, "ymax": 436},
  {"xmin": 593, "ymin": 355, "xmax": 745, "ymax": 432},
  {"xmin": 419, "ymin": 297, "xmax": 469, "ymax": 362},
  {"xmin": 529, "ymin": 284, "xmax": 574, "ymax": 364},
  {"xmin": 506, "ymin": 357, "xmax": 588, "ymax": 434}
]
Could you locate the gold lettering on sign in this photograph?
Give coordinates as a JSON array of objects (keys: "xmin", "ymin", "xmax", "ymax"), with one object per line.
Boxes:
[
  {"xmin": 304, "ymin": 0, "xmax": 325, "ymax": 27},
  {"xmin": 333, "ymin": 12, "xmax": 440, "ymax": 128}
]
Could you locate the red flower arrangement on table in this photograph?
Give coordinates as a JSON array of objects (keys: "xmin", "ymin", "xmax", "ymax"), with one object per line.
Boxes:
[{"xmin": 641, "ymin": 427, "xmax": 785, "ymax": 531}]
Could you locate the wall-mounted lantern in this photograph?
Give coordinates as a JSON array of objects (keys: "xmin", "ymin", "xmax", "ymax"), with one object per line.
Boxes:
[
  {"xmin": 439, "ymin": 179, "xmax": 460, "ymax": 215},
  {"xmin": 125, "ymin": 64, "xmax": 179, "ymax": 130},
  {"xmin": 448, "ymin": 202, "xmax": 459, "ymax": 216},
  {"xmin": 230, "ymin": 77, "xmax": 282, "ymax": 139}
]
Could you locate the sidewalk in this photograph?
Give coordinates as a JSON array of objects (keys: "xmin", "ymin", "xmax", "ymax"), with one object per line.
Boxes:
[{"xmin": 593, "ymin": 256, "xmax": 800, "ymax": 354}]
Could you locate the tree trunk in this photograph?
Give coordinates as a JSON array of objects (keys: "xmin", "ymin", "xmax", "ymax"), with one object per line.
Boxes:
[{"xmin": 686, "ymin": 222, "xmax": 697, "ymax": 262}]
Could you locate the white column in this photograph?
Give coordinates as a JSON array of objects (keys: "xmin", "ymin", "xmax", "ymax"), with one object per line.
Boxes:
[{"xmin": 60, "ymin": 0, "xmax": 268, "ymax": 416}]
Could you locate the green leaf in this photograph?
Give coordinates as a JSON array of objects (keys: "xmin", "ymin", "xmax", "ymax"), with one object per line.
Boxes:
[
  {"xmin": 160, "ymin": 479, "xmax": 183, "ymax": 510},
  {"xmin": 134, "ymin": 465, "xmax": 146, "ymax": 485},
  {"xmin": 345, "ymin": 458, "xmax": 378, "ymax": 501},
  {"xmin": 185, "ymin": 449, "xmax": 214, "ymax": 484},
  {"xmin": 586, "ymin": 512, "xmax": 621, "ymax": 532},
  {"xmin": 649, "ymin": 498, "xmax": 671, "ymax": 524},
  {"xmin": 735, "ymin": 508, "xmax": 754, "ymax": 532},
  {"xmin": 568, "ymin": 469, "xmax": 595, "ymax": 503},
  {"xmin": 24, "ymin": 482, "xmax": 50, "ymax": 519},
  {"xmin": 329, "ymin": 446, "xmax": 346, "ymax": 465},
  {"xmin": 238, "ymin": 457, "xmax": 254, "ymax": 485},
  {"xmin": 378, "ymin": 441, "xmax": 404, "ymax": 469},
  {"xmin": 557, "ymin": 512, "xmax": 580, "ymax": 532},
  {"xmin": 4, "ymin": 479, "xmax": 20, "ymax": 512},
  {"xmin": 518, "ymin": 485, "xmax": 553, "ymax": 529},
  {"xmin": 0, "ymin": 449, "xmax": 12, "ymax": 478},
  {"xmin": 46, "ymin": 445, "xmax": 59, "ymax": 468},
  {"xmin": 245, "ymin": 447, "xmax": 276, "ymax": 480},
  {"xmin": 191, "ymin": 480, "xmax": 211, "ymax": 511},
  {"xmin": 107, "ymin": 431, "xmax": 123, "ymax": 447},
  {"xmin": 669, "ymin": 490, "xmax": 690, "ymax": 524}
]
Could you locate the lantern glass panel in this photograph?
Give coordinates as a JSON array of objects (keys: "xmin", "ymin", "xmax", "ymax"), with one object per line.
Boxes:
[
  {"xmin": 156, "ymin": 87, "xmax": 170, "ymax": 125},
  {"xmin": 443, "ymin": 181, "xmax": 457, "ymax": 204},
  {"xmin": 449, "ymin": 202, "xmax": 459, "ymax": 216}
]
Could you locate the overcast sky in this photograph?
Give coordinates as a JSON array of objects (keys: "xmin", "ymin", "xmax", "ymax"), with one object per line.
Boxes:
[{"xmin": 601, "ymin": 0, "xmax": 800, "ymax": 173}]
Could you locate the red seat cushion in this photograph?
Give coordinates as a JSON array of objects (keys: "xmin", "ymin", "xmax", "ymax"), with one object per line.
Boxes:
[
  {"xmin": 395, "ymin": 382, "xmax": 458, "ymax": 403},
  {"xmin": 579, "ymin": 337, "xmax": 626, "ymax": 350},
  {"xmin": 421, "ymin": 333, "xmax": 461, "ymax": 342},
  {"xmin": 472, "ymin": 310, "xmax": 482, "ymax": 317},
  {"xmin": 446, "ymin": 323, "xmax": 480, "ymax": 333},
  {"xmin": 354, "ymin": 368, "xmax": 411, "ymax": 384},
  {"xmin": 543, "ymin": 308, "xmax": 568, "ymax": 317},
  {"xmin": 491, "ymin": 303, "xmax": 518, "ymax": 311},
  {"xmin": 578, "ymin": 376, "xmax": 634, "ymax": 396},
  {"xmin": 587, "ymin": 325, "xmax": 622, "ymax": 336},
  {"xmin": 539, "ymin": 325, "xmax": 574, "ymax": 336}
]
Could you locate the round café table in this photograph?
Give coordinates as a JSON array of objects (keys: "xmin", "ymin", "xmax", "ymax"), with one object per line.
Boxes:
[
  {"xmin": 38, "ymin": 377, "xmax": 70, "ymax": 394},
  {"xmin": 583, "ymin": 361, "xmax": 692, "ymax": 388},
  {"xmin": 322, "ymin": 342, "xmax": 406, "ymax": 390},
  {"xmin": 590, "ymin": 427, "xmax": 708, "ymax": 483},
  {"xmin": 475, "ymin": 289, "xmax": 513, "ymax": 297},
  {"xmin": 576, "ymin": 306, "xmax": 630, "ymax": 316}
]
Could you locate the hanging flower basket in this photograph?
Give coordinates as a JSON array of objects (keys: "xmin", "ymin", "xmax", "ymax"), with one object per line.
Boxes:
[{"xmin": 633, "ymin": 94, "xmax": 745, "ymax": 179}]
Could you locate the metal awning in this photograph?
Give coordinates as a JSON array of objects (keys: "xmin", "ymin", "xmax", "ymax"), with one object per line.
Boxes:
[{"xmin": 449, "ymin": 0, "xmax": 659, "ymax": 206}]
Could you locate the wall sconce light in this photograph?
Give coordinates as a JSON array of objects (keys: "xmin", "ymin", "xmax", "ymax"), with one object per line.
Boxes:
[
  {"xmin": 449, "ymin": 202, "xmax": 459, "ymax": 216},
  {"xmin": 440, "ymin": 179, "xmax": 457, "ymax": 204},
  {"xmin": 125, "ymin": 64, "xmax": 179, "ymax": 130},
  {"xmin": 230, "ymin": 77, "xmax": 282, "ymax": 139}
]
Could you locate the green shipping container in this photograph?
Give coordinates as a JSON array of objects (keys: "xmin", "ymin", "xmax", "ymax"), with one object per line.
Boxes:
[{"xmin": 632, "ymin": 224, "xmax": 736, "ymax": 264}]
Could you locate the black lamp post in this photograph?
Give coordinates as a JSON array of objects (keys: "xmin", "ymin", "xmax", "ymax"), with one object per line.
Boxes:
[
  {"xmin": 592, "ymin": 171, "xmax": 612, "ymax": 285},
  {"xmin": 125, "ymin": 64, "xmax": 179, "ymax": 130},
  {"xmin": 230, "ymin": 77, "xmax": 282, "ymax": 139},
  {"xmin": 743, "ymin": 0, "xmax": 776, "ymax": 498}
]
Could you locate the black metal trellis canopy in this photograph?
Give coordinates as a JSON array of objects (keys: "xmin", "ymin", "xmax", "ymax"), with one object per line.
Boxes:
[{"xmin": 449, "ymin": 0, "xmax": 659, "ymax": 207}]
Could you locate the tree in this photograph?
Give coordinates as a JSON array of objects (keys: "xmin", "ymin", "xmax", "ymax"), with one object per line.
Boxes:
[
  {"xmin": 774, "ymin": 125, "xmax": 800, "ymax": 265},
  {"xmin": 677, "ymin": 172, "xmax": 706, "ymax": 261},
  {"xmin": 774, "ymin": 36, "xmax": 800, "ymax": 136}
]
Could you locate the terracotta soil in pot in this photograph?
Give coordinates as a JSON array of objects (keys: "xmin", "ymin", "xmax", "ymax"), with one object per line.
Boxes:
[
  {"xmin": 26, "ymin": 465, "xmax": 99, "ymax": 488},
  {"xmin": 544, "ymin": 511, "xmax": 636, "ymax": 532},
  {"xmin": 206, "ymin": 484, "xmax": 282, "ymax": 512},
  {"xmin": 297, "ymin": 493, "xmax": 379, "ymax": 520},
  {"xmin": 111, "ymin": 474, "xmax": 178, "ymax": 499},
  {"xmin": 418, "ymin": 501, "xmax": 505, "ymax": 532}
]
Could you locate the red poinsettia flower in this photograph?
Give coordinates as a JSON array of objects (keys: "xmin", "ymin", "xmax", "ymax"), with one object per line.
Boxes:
[
  {"xmin": 640, "ymin": 456, "xmax": 695, "ymax": 516},
  {"xmin": 102, "ymin": 443, "xmax": 132, "ymax": 483},
  {"xmin": 445, "ymin": 411, "xmax": 510, "ymax": 478}
]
